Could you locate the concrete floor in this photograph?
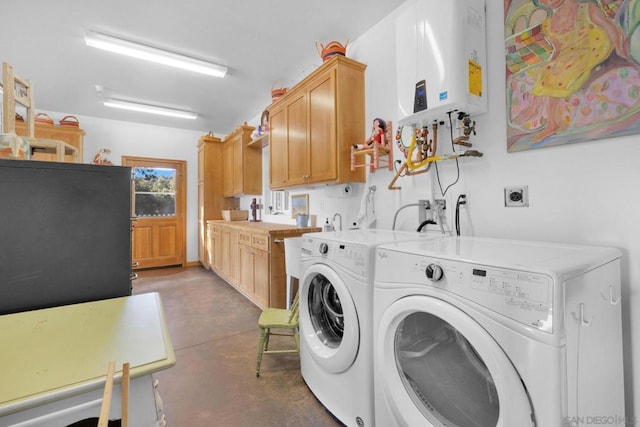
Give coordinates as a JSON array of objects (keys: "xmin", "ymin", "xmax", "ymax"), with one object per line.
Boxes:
[{"xmin": 134, "ymin": 266, "xmax": 342, "ymax": 427}]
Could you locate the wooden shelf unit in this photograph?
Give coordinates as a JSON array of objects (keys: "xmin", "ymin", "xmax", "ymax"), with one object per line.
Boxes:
[{"xmin": 16, "ymin": 121, "xmax": 84, "ymax": 162}]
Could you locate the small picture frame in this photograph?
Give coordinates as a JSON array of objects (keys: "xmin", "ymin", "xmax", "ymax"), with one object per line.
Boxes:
[{"xmin": 291, "ymin": 194, "xmax": 309, "ymax": 218}]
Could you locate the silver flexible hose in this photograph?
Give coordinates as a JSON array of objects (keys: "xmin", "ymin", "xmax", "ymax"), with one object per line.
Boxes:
[{"xmin": 392, "ymin": 203, "xmax": 420, "ymax": 230}]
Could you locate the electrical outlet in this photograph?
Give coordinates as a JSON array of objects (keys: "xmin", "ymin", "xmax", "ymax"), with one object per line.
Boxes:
[{"xmin": 504, "ymin": 186, "xmax": 529, "ymax": 207}]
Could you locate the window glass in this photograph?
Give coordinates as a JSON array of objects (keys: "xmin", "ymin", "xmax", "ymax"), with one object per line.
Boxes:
[{"xmin": 132, "ymin": 167, "xmax": 176, "ymax": 217}]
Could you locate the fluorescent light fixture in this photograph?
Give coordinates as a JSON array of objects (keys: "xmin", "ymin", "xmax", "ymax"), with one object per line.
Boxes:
[
  {"xmin": 85, "ymin": 30, "xmax": 227, "ymax": 78},
  {"xmin": 104, "ymin": 99, "xmax": 198, "ymax": 120}
]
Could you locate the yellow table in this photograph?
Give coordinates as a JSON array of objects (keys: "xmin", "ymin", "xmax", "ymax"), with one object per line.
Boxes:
[{"xmin": 0, "ymin": 293, "xmax": 175, "ymax": 425}]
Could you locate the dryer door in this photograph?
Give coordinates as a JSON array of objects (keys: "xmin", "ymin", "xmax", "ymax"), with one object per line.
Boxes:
[
  {"xmin": 377, "ymin": 295, "xmax": 534, "ymax": 427},
  {"xmin": 300, "ymin": 263, "xmax": 359, "ymax": 374}
]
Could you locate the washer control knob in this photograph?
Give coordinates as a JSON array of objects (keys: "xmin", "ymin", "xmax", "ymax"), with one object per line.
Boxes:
[
  {"xmin": 319, "ymin": 242, "xmax": 329, "ymax": 254},
  {"xmin": 425, "ymin": 263, "xmax": 444, "ymax": 282}
]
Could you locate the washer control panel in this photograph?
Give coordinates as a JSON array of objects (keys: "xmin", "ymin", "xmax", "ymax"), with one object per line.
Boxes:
[{"xmin": 302, "ymin": 237, "xmax": 370, "ymax": 278}]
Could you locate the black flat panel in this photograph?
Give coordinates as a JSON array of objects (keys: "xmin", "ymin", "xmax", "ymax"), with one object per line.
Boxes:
[{"xmin": 0, "ymin": 159, "xmax": 132, "ymax": 314}]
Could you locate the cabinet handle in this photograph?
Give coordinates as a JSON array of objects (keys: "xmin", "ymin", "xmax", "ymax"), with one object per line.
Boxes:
[
  {"xmin": 132, "ymin": 262, "xmax": 139, "ymax": 267},
  {"xmin": 131, "ymin": 216, "xmax": 139, "ymax": 221},
  {"xmin": 274, "ymin": 239, "xmax": 284, "ymax": 244},
  {"xmin": 130, "ymin": 273, "xmax": 139, "ymax": 281}
]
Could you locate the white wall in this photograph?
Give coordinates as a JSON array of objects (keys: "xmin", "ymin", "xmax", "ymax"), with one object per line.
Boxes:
[
  {"xmin": 42, "ymin": 110, "xmax": 203, "ymax": 263},
  {"xmin": 346, "ymin": 0, "xmax": 640, "ymax": 419}
]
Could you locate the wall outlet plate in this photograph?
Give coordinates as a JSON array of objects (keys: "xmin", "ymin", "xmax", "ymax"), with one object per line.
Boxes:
[{"xmin": 504, "ymin": 186, "xmax": 529, "ymax": 207}]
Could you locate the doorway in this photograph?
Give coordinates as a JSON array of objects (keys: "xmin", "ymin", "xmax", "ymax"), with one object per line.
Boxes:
[{"xmin": 123, "ymin": 156, "xmax": 186, "ymax": 270}]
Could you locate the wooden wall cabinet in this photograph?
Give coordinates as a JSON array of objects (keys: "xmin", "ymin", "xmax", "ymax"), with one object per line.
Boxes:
[
  {"xmin": 267, "ymin": 56, "xmax": 366, "ymax": 189},
  {"xmin": 206, "ymin": 221, "xmax": 320, "ymax": 309},
  {"xmin": 15, "ymin": 121, "xmax": 85, "ymax": 163},
  {"xmin": 198, "ymin": 134, "xmax": 239, "ymax": 268},
  {"xmin": 222, "ymin": 124, "xmax": 262, "ymax": 197}
]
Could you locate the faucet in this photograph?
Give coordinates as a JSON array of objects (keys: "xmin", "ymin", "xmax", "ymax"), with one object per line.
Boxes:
[{"xmin": 332, "ymin": 213, "xmax": 343, "ymax": 231}]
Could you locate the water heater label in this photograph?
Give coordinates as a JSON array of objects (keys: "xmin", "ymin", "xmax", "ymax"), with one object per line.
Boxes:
[
  {"xmin": 468, "ymin": 59, "xmax": 482, "ymax": 97},
  {"xmin": 439, "ymin": 91, "xmax": 448, "ymax": 101}
]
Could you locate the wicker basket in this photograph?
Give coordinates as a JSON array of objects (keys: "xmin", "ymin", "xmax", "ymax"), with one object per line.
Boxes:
[
  {"xmin": 316, "ymin": 39, "xmax": 349, "ymax": 62},
  {"xmin": 35, "ymin": 113, "xmax": 54, "ymax": 126},
  {"xmin": 271, "ymin": 82, "xmax": 287, "ymax": 103},
  {"xmin": 221, "ymin": 210, "xmax": 248, "ymax": 221},
  {"xmin": 59, "ymin": 115, "xmax": 80, "ymax": 127}
]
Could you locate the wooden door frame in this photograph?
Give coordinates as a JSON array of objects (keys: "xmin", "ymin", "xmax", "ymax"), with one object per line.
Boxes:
[{"xmin": 122, "ymin": 155, "xmax": 187, "ymax": 269}]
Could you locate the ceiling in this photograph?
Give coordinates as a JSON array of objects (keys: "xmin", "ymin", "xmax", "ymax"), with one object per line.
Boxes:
[{"xmin": 1, "ymin": 0, "xmax": 405, "ymax": 135}]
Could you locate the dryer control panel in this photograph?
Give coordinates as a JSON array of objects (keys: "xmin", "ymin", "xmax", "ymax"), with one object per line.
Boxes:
[
  {"xmin": 466, "ymin": 265, "xmax": 553, "ymax": 332},
  {"xmin": 376, "ymin": 250, "xmax": 554, "ymax": 333}
]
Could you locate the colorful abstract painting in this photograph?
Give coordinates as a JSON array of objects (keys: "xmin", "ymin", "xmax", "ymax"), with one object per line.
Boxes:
[{"xmin": 505, "ymin": 0, "xmax": 640, "ymax": 152}]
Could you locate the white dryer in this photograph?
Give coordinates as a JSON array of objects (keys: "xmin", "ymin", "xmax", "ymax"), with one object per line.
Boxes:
[
  {"xmin": 298, "ymin": 230, "xmax": 440, "ymax": 427},
  {"xmin": 373, "ymin": 236, "xmax": 624, "ymax": 427}
]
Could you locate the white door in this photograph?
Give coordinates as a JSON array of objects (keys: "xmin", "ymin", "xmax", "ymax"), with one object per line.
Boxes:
[
  {"xmin": 376, "ymin": 295, "xmax": 534, "ymax": 427},
  {"xmin": 300, "ymin": 263, "xmax": 359, "ymax": 374}
]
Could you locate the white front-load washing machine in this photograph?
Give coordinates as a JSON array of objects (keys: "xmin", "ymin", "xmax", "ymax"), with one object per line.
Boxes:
[
  {"xmin": 373, "ymin": 236, "xmax": 625, "ymax": 427},
  {"xmin": 298, "ymin": 230, "xmax": 441, "ymax": 427}
]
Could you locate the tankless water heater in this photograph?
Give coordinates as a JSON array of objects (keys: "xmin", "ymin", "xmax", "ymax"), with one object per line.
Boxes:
[{"xmin": 396, "ymin": 0, "xmax": 487, "ymax": 126}]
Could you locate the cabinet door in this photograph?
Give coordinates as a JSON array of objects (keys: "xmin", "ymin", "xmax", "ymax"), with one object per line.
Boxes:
[
  {"xmin": 199, "ymin": 182, "xmax": 207, "ymax": 267},
  {"xmin": 233, "ymin": 139, "xmax": 243, "ymax": 194},
  {"xmin": 207, "ymin": 225, "xmax": 221, "ymax": 270},
  {"xmin": 222, "ymin": 143, "xmax": 234, "ymax": 196},
  {"xmin": 308, "ymin": 71, "xmax": 337, "ymax": 183},
  {"xmin": 254, "ymin": 249, "xmax": 270, "ymax": 308},
  {"xmin": 212, "ymin": 228, "xmax": 222, "ymax": 270},
  {"xmin": 229, "ymin": 228, "xmax": 240, "ymax": 284},
  {"xmin": 286, "ymin": 93, "xmax": 309, "ymax": 186},
  {"xmin": 220, "ymin": 227, "xmax": 232, "ymax": 279},
  {"xmin": 269, "ymin": 106, "xmax": 288, "ymax": 188},
  {"xmin": 202, "ymin": 219, "xmax": 210, "ymax": 269},
  {"xmin": 239, "ymin": 244, "xmax": 255, "ymax": 295}
]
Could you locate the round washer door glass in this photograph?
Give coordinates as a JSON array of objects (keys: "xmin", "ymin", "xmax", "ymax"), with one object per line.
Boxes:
[
  {"xmin": 396, "ymin": 312, "xmax": 498, "ymax": 426},
  {"xmin": 300, "ymin": 263, "xmax": 359, "ymax": 374},
  {"xmin": 308, "ymin": 273, "xmax": 345, "ymax": 348}
]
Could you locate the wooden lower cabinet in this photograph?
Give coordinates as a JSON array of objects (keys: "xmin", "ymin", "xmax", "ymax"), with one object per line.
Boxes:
[
  {"xmin": 207, "ymin": 221, "xmax": 320, "ymax": 308},
  {"xmin": 207, "ymin": 223, "xmax": 221, "ymax": 271}
]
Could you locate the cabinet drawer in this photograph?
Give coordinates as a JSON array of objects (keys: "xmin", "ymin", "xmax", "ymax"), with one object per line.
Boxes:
[
  {"xmin": 252, "ymin": 234, "xmax": 269, "ymax": 252},
  {"xmin": 239, "ymin": 231, "xmax": 252, "ymax": 246}
]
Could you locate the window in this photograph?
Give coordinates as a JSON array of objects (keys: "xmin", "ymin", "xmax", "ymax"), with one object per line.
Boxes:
[{"xmin": 132, "ymin": 167, "xmax": 176, "ymax": 217}]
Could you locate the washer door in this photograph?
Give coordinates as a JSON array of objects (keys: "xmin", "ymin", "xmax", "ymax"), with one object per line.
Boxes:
[
  {"xmin": 377, "ymin": 296, "xmax": 534, "ymax": 427},
  {"xmin": 300, "ymin": 263, "xmax": 359, "ymax": 374}
]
